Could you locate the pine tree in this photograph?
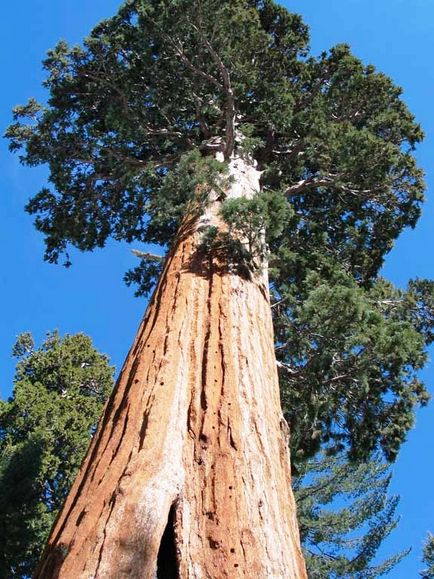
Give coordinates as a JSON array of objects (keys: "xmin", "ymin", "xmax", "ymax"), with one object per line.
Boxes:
[
  {"xmin": 421, "ymin": 534, "xmax": 434, "ymax": 579},
  {"xmin": 6, "ymin": 1, "xmax": 433, "ymax": 576},
  {"xmin": 294, "ymin": 453, "xmax": 408, "ymax": 578},
  {"xmin": 0, "ymin": 332, "xmax": 113, "ymax": 578}
]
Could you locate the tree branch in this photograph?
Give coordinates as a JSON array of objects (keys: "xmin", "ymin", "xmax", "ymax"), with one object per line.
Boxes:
[
  {"xmin": 285, "ymin": 174, "xmax": 380, "ymax": 198},
  {"xmin": 131, "ymin": 249, "xmax": 164, "ymax": 262},
  {"xmin": 172, "ymin": 38, "xmax": 223, "ymax": 90},
  {"xmin": 140, "ymin": 12, "xmax": 223, "ymax": 91},
  {"xmin": 192, "ymin": 14, "xmax": 235, "ymax": 158},
  {"xmin": 276, "ymin": 360, "xmax": 300, "ymax": 376}
]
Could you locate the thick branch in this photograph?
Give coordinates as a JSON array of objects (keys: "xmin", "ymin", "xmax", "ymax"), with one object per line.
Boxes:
[
  {"xmin": 131, "ymin": 249, "xmax": 164, "ymax": 262},
  {"xmin": 192, "ymin": 16, "xmax": 235, "ymax": 158},
  {"xmin": 276, "ymin": 360, "xmax": 301, "ymax": 376}
]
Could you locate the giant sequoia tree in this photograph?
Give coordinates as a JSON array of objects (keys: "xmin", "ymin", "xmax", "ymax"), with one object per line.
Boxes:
[{"xmin": 7, "ymin": 0, "xmax": 433, "ymax": 577}]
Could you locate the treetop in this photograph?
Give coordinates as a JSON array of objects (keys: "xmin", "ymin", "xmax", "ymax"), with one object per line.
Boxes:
[{"xmin": 6, "ymin": 0, "xmax": 424, "ymax": 282}]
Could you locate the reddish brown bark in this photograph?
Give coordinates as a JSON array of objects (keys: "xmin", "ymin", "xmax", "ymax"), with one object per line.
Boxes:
[{"xmin": 35, "ymin": 158, "xmax": 307, "ymax": 578}]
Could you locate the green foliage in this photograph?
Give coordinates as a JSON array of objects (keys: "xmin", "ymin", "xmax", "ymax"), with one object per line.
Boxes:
[
  {"xmin": 265, "ymin": 42, "xmax": 424, "ymax": 285},
  {"xmin": 421, "ymin": 533, "xmax": 434, "ymax": 578},
  {"xmin": 197, "ymin": 190, "xmax": 291, "ymax": 273},
  {"xmin": 6, "ymin": 0, "xmax": 303, "ymax": 266},
  {"xmin": 144, "ymin": 149, "xmax": 227, "ymax": 245},
  {"xmin": 277, "ymin": 272, "xmax": 432, "ymax": 462},
  {"xmin": 294, "ymin": 452, "xmax": 409, "ymax": 578},
  {"xmin": 0, "ymin": 332, "xmax": 114, "ymax": 577},
  {"xmin": 124, "ymin": 255, "xmax": 164, "ymax": 297},
  {"xmin": 197, "ymin": 225, "xmax": 255, "ymax": 276},
  {"xmin": 220, "ymin": 188, "xmax": 291, "ymax": 255},
  {"xmin": 6, "ymin": 0, "xmax": 432, "ymax": 463}
]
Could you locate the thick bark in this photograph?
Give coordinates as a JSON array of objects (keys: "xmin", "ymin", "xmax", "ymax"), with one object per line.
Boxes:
[{"xmin": 35, "ymin": 156, "xmax": 307, "ymax": 578}]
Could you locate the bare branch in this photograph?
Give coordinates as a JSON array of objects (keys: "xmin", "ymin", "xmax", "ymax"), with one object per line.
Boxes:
[
  {"xmin": 131, "ymin": 249, "xmax": 164, "ymax": 262},
  {"xmin": 271, "ymin": 297, "xmax": 288, "ymax": 309},
  {"xmin": 285, "ymin": 174, "xmax": 380, "ymax": 198},
  {"xmin": 276, "ymin": 360, "xmax": 299, "ymax": 375},
  {"xmin": 285, "ymin": 177, "xmax": 338, "ymax": 197}
]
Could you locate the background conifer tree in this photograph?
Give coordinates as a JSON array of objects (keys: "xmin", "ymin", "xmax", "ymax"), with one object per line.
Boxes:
[
  {"xmin": 294, "ymin": 452, "xmax": 408, "ymax": 578},
  {"xmin": 0, "ymin": 332, "xmax": 113, "ymax": 578},
  {"xmin": 421, "ymin": 534, "xmax": 434, "ymax": 579}
]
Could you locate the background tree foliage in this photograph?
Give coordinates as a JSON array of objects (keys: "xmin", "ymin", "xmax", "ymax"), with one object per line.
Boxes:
[
  {"xmin": 421, "ymin": 533, "xmax": 434, "ymax": 579},
  {"xmin": 294, "ymin": 452, "xmax": 408, "ymax": 578},
  {"xmin": 6, "ymin": 0, "xmax": 433, "ymax": 465},
  {"xmin": 0, "ymin": 332, "xmax": 114, "ymax": 578}
]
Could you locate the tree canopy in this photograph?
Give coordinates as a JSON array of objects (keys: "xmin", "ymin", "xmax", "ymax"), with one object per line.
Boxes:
[
  {"xmin": 6, "ymin": 0, "xmax": 433, "ymax": 461},
  {"xmin": 0, "ymin": 332, "xmax": 113, "ymax": 577}
]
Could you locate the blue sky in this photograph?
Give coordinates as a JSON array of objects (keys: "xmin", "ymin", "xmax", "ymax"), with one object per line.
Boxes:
[{"xmin": 0, "ymin": 1, "xmax": 433, "ymax": 576}]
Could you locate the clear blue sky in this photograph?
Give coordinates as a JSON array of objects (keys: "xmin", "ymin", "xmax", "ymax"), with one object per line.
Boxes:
[{"xmin": 0, "ymin": 1, "xmax": 433, "ymax": 576}]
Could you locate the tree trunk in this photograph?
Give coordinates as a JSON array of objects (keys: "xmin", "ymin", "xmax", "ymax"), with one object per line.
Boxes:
[{"xmin": 35, "ymin": 155, "xmax": 307, "ymax": 578}]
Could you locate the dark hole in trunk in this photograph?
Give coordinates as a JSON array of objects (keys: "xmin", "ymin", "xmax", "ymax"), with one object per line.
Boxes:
[{"xmin": 157, "ymin": 504, "xmax": 178, "ymax": 578}]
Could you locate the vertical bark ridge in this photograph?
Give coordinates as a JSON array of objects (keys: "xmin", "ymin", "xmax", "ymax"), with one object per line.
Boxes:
[{"xmin": 35, "ymin": 156, "xmax": 307, "ymax": 578}]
